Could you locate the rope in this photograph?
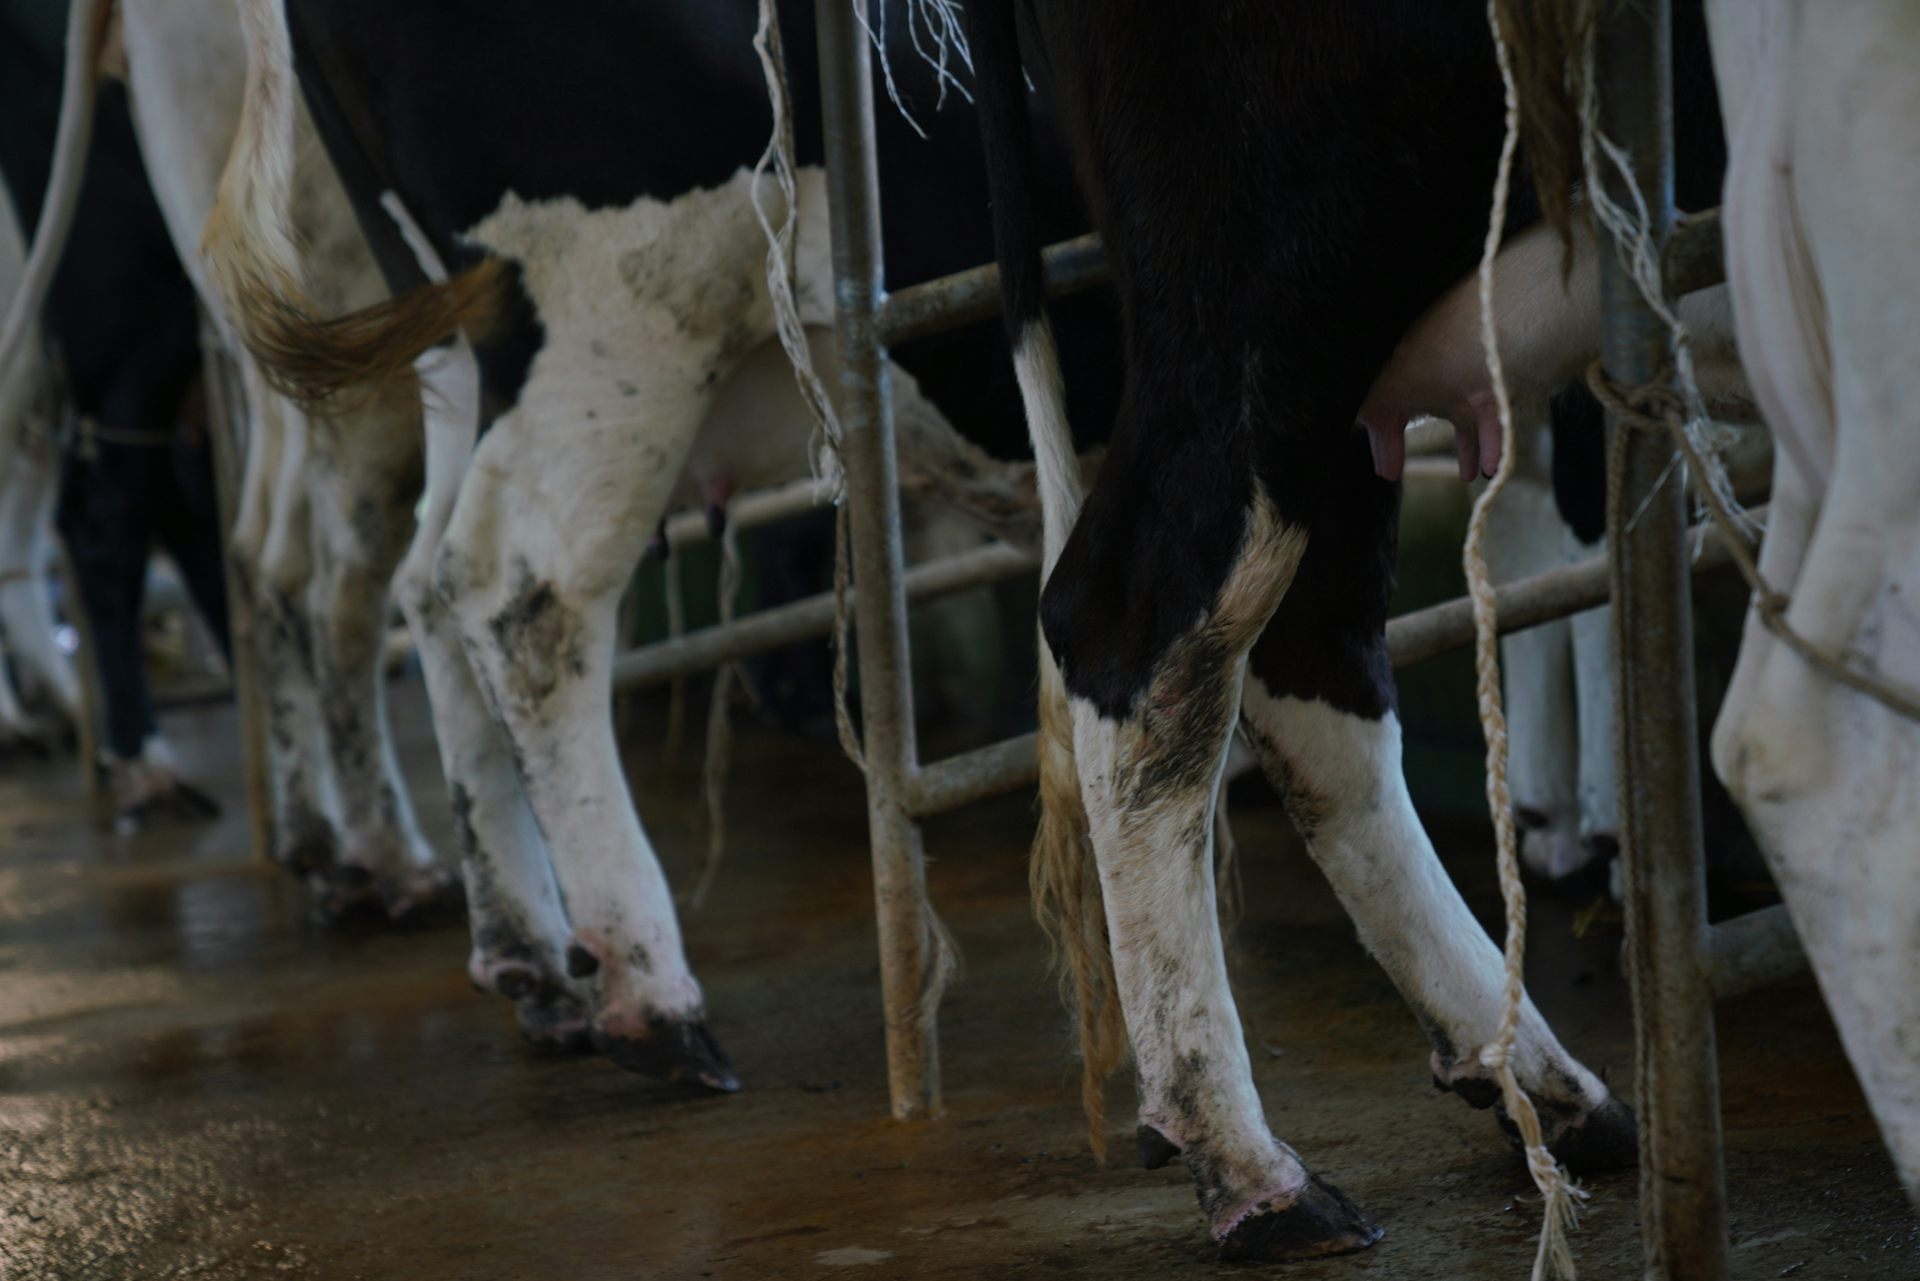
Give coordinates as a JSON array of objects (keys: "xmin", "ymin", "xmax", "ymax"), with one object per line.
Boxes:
[
  {"xmin": 1570, "ymin": 6, "xmax": 1751, "ymax": 540},
  {"xmin": 688, "ymin": 519, "xmax": 745, "ymax": 911},
  {"xmin": 1587, "ymin": 361, "xmax": 1920, "ymax": 724},
  {"xmin": 750, "ymin": 0, "xmax": 865, "ymax": 772},
  {"xmin": 1468, "ymin": 6, "xmax": 1585, "ymax": 1279},
  {"xmin": 662, "ymin": 548, "xmax": 688, "ymax": 764},
  {"xmin": 753, "ymin": 0, "xmax": 960, "ymax": 1026}
]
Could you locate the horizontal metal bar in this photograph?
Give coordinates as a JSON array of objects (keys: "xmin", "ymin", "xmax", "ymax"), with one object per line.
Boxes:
[
  {"xmin": 876, "ymin": 233, "xmax": 1107, "ymax": 347},
  {"xmin": 1705, "ymin": 903, "xmax": 1808, "ymax": 1000},
  {"xmin": 1663, "ymin": 206, "xmax": 1724, "ymax": 298},
  {"xmin": 610, "ymin": 540, "xmax": 1035, "ymax": 690},
  {"xmin": 662, "ymin": 478, "xmax": 834, "ymax": 553},
  {"xmin": 905, "ymin": 507, "xmax": 1762, "ymax": 819}
]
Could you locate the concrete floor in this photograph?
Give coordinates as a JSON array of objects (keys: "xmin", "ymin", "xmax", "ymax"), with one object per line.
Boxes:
[{"xmin": 1, "ymin": 681, "xmax": 1914, "ymax": 1281}]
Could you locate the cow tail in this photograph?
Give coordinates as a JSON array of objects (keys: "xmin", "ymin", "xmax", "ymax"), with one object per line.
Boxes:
[
  {"xmin": 961, "ymin": 0, "xmax": 1121, "ymax": 1161},
  {"xmin": 0, "ymin": 0, "xmax": 114, "ymax": 386},
  {"xmin": 203, "ymin": 0, "xmax": 503, "ymax": 407}
]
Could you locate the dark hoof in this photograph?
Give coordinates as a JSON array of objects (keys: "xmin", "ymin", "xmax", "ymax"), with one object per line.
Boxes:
[
  {"xmin": 309, "ymin": 875, "xmax": 386, "ymax": 930},
  {"xmin": 380, "ymin": 868, "xmax": 466, "ymax": 927},
  {"xmin": 1218, "ymin": 1174, "xmax": 1383, "ymax": 1263},
  {"xmin": 1138, "ymin": 1124, "xmax": 1182, "ymax": 1170},
  {"xmin": 1543, "ymin": 1095, "xmax": 1639, "ymax": 1175},
  {"xmin": 595, "ymin": 1017, "xmax": 740, "ymax": 1092},
  {"xmin": 516, "ymin": 993, "xmax": 596, "ymax": 1055},
  {"xmin": 275, "ymin": 810, "xmax": 338, "ymax": 876}
]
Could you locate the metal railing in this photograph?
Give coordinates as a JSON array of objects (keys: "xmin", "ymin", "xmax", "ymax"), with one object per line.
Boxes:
[{"xmin": 605, "ymin": 9, "xmax": 1790, "ymax": 1278}]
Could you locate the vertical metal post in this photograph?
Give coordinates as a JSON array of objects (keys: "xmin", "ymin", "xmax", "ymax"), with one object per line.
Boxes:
[
  {"xmin": 1598, "ymin": 3, "xmax": 1729, "ymax": 1278},
  {"xmin": 816, "ymin": 0, "xmax": 942, "ymax": 1119}
]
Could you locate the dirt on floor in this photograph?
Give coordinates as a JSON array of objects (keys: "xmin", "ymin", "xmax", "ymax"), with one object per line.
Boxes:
[{"xmin": 0, "ymin": 684, "xmax": 1913, "ymax": 1281}]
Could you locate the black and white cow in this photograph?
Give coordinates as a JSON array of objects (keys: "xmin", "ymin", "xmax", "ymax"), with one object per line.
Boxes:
[
  {"xmin": 960, "ymin": 0, "xmax": 1655, "ymax": 1258},
  {"xmin": 0, "ymin": 0, "xmax": 457, "ymax": 909},
  {"xmin": 205, "ymin": 0, "xmax": 1117, "ymax": 1075}
]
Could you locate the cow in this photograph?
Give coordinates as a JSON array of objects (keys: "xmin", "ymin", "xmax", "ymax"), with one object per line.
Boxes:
[
  {"xmin": 0, "ymin": 0, "xmax": 464, "ymax": 914},
  {"xmin": 195, "ymin": 0, "xmax": 1130, "ymax": 1080},
  {"xmin": 958, "ymin": 0, "xmax": 1663, "ymax": 1258},
  {"xmin": 1699, "ymin": 0, "xmax": 1920, "ymax": 1203},
  {"xmin": 0, "ymin": 181, "xmax": 80, "ymax": 755}
]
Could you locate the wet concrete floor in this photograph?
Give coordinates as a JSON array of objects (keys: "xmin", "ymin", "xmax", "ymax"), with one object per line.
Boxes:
[{"xmin": 1, "ymin": 681, "xmax": 1914, "ymax": 1280}]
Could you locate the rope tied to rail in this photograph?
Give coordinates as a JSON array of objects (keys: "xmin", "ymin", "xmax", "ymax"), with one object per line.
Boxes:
[
  {"xmin": 749, "ymin": 0, "xmax": 867, "ymax": 774},
  {"xmin": 751, "ymin": 0, "xmax": 962, "ymax": 1027},
  {"xmin": 1587, "ymin": 359, "xmax": 1920, "ymax": 725},
  {"xmin": 1463, "ymin": 4, "xmax": 1586, "ymax": 1278}
]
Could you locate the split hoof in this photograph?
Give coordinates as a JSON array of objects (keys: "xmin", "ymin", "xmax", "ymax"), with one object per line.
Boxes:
[
  {"xmin": 379, "ymin": 866, "xmax": 465, "ymax": 926},
  {"xmin": 515, "ymin": 992, "xmax": 596, "ymax": 1054},
  {"xmin": 1532, "ymin": 1094, "xmax": 1639, "ymax": 1175},
  {"xmin": 595, "ymin": 1017, "xmax": 740, "ymax": 1092},
  {"xmin": 1217, "ymin": 1175, "xmax": 1383, "ymax": 1263},
  {"xmin": 274, "ymin": 810, "xmax": 339, "ymax": 877}
]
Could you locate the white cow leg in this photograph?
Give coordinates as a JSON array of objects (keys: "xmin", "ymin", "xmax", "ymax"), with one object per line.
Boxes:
[
  {"xmin": 1711, "ymin": 2, "xmax": 1920, "ymax": 1199},
  {"xmin": 302, "ymin": 392, "xmax": 452, "ymax": 922},
  {"xmin": 0, "ymin": 436, "xmax": 81, "ymax": 735},
  {"xmin": 1240, "ymin": 457, "xmax": 1635, "ymax": 1177},
  {"xmin": 437, "ymin": 375, "xmax": 732, "ymax": 1090},
  {"xmin": 397, "ymin": 342, "xmax": 587, "ymax": 1049},
  {"xmin": 1057, "ymin": 487, "xmax": 1389, "ymax": 1259},
  {"xmin": 1568, "ymin": 596, "xmax": 1618, "ymax": 864},
  {"xmin": 1481, "ymin": 419, "xmax": 1587, "ymax": 883},
  {"xmin": 243, "ymin": 391, "xmax": 344, "ymax": 879}
]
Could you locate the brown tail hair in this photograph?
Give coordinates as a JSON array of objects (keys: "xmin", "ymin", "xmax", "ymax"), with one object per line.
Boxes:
[
  {"xmin": 202, "ymin": 0, "xmax": 504, "ymax": 409},
  {"xmin": 1030, "ymin": 643, "xmax": 1126, "ymax": 1159},
  {"xmin": 1492, "ymin": 0, "xmax": 1598, "ymax": 255},
  {"xmin": 962, "ymin": 0, "xmax": 1127, "ymax": 1160}
]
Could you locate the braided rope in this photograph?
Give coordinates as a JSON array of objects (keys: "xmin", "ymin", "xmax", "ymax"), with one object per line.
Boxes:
[
  {"xmin": 750, "ymin": 0, "xmax": 866, "ymax": 772},
  {"xmin": 1466, "ymin": 5, "xmax": 1585, "ymax": 1278},
  {"xmin": 688, "ymin": 518, "xmax": 745, "ymax": 911}
]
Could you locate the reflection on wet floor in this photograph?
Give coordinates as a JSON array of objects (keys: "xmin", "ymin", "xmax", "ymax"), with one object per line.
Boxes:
[{"xmin": 0, "ymin": 682, "xmax": 1913, "ymax": 1280}]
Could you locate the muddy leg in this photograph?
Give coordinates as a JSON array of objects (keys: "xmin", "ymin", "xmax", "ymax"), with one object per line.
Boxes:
[
  {"xmin": 1241, "ymin": 443, "xmax": 1635, "ymax": 1174},
  {"xmin": 438, "ymin": 376, "xmax": 732, "ymax": 1090},
  {"xmin": 398, "ymin": 342, "xmax": 586, "ymax": 1048}
]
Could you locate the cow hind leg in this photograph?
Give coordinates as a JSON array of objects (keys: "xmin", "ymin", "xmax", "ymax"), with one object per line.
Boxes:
[
  {"xmin": 236, "ymin": 384, "xmax": 343, "ymax": 877},
  {"xmin": 1481, "ymin": 417, "xmax": 1587, "ymax": 886},
  {"xmin": 1239, "ymin": 441, "xmax": 1636, "ymax": 1176},
  {"xmin": 398, "ymin": 342, "xmax": 587, "ymax": 1049},
  {"xmin": 437, "ymin": 375, "xmax": 732, "ymax": 1090},
  {"xmin": 303, "ymin": 398, "xmax": 453, "ymax": 922},
  {"xmin": 0, "ymin": 438, "xmax": 82, "ymax": 739},
  {"xmin": 1046, "ymin": 432, "xmax": 1380, "ymax": 1258}
]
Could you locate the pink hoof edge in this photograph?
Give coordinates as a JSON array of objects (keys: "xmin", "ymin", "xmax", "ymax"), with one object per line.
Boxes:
[{"xmin": 1215, "ymin": 1175, "xmax": 1383, "ymax": 1263}]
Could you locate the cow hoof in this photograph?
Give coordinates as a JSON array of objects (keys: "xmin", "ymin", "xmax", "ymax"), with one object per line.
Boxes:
[
  {"xmin": 275, "ymin": 811, "xmax": 339, "ymax": 877},
  {"xmin": 595, "ymin": 1017, "xmax": 741, "ymax": 1092},
  {"xmin": 516, "ymin": 993, "xmax": 595, "ymax": 1054},
  {"xmin": 1217, "ymin": 1175, "xmax": 1383, "ymax": 1262},
  {"xmin": 1137, "ymin": 1124, "xmax": 1182, "ymax": 1170},
  {"xmin": 1541, "ymin": 1095, "xmax": 1638, "ymax": 1175},
  {"xmin": 379, "ymin": 867, "xmax": 465, "ymax": 926}
]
